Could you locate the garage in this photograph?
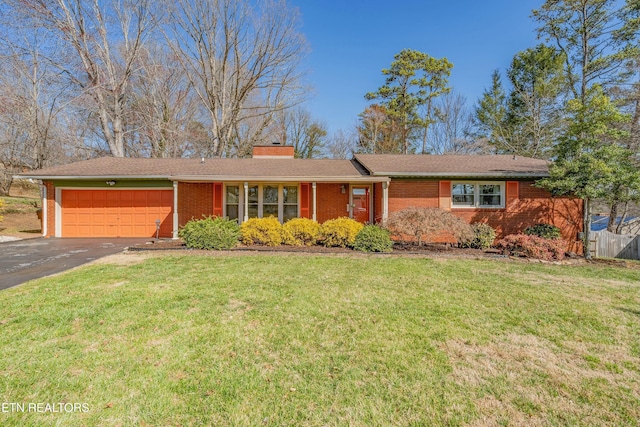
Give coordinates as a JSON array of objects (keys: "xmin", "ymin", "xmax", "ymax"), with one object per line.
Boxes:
[{"xmin": 60, "ymin": 189, "xmax": 173, "ymax": 238}]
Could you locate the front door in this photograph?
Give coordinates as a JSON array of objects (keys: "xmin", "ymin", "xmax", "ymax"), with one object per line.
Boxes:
[{"xmin": 351, "ymin": 187, "xmax": 370, "ymax": 223}]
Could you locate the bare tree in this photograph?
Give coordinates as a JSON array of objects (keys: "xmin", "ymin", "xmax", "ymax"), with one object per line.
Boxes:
[
  {"xmin": 271, "ymin": 108, "xmax": 327, "ymax": 158},
  {"xmin": 0, "ymin": 21, "xmax": 72, "ymax": 194},
  {"xmin": 128, "ymin": 43, "xmax": 203, "ymax": 158},
  {"xmin": 165, "ymin": 0, "xmax": 309, "ymax": 157},
  {"xmin": 326, "ymin": 129, "xmax": 357, "ymax": 159},
  {"xmin": 429, "ymin": 92, "xmax": 479, "ymax": 154},
  {"xmin": 356, "ymin": 104, "xmax": 403, "ymax": 153},
  {"xmin": 12, "ymin": 0, "xmax": 156, "ymax": 157}
]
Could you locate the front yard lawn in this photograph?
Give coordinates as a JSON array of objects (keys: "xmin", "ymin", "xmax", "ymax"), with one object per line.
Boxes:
[{"xmin": 1, "ymin": 253, "xmax": 639, "ymax": 426}]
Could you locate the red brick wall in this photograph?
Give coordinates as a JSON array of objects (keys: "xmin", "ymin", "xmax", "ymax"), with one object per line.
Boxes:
[
  {"xmin": 178, "ymin": 182, "xmax": 213, "ymax": 226},
  {"xmin": 373, "ymin": 183, "xmax": 383, "ymax": 223},
  {"xmin": 388, "ymin": 180, "xmax": 439, "ymax": 211},
  {"xmin": 252, "ymin": 145, "xmax": 295, "ymax": 158},
  {"xmin": 316, "ymin": 183, "xmax": 349, "ymax": 223},
  {"xmin": 385, "ymin": 179, "xmax": 583, "ymax": 253},
  {"xmin": 44, "ymin": 181, "xmax": 55, "ymax": 237}
]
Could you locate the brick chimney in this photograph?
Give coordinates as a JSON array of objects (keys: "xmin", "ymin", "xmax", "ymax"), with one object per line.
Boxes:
[{"xmin": 252, "ymin": 143, "xmax": 295, "ymax": 158}]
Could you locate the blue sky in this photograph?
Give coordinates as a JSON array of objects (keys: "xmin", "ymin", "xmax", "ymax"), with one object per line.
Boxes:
[{"xmin": 290, "ymin": 0, "xmax": 542, "ymax": 134}]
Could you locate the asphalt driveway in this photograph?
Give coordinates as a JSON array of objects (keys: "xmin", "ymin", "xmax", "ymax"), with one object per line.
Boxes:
[{"xmin": 0, "ymin": 238, "xmax": 149, "ymax": 290}]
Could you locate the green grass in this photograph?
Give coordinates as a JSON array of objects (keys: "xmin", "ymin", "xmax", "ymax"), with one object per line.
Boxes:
[
  {"xmin": 1, "ymin": 254, "xmax": 639, "ymax": 426},
  {"xmin": 0, "ymin": 196, "xmax": 39, "ymax": 214}
]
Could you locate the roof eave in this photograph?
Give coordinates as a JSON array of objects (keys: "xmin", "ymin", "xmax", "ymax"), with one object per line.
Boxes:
[
  {"xmin": 170, "ymin": 175, "xmax": 390, "ymax": 183},
  {"xmin": 371, "ymin": 172, "xmax": 550, "ymax": 178},
  {"xmin": 14, "ymin": 175, "xmax": 172, "ymax": 180}
]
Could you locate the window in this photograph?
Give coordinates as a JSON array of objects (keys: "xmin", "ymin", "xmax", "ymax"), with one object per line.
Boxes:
[
  {"xmin": 247, "ymin": 185, "xmax": 259, "ymax": 218},
  {"xmin": 226, "ymin": 186, "xmax": 239, "ymax": 221},
  {"xmin": 452, "ymin": 184, "xmax": 475, "ymax": 207},
  {"xmin": 227, "ymin": 184, "xmax": 299, "ymax": 222},
  {"xmin": 452, "ymin": 182, "xmax": 504, "ymax": 208},
  {"xmin": 479, "ymin": 184, "xmax": 501, "ymax": 207},
  {"xmin": 283, "ymin": 186, "xmax": 298, "ymax": 221},
  {"xmin": 263, "ymin": 185, "xmax": 279, "ymax": 218}
]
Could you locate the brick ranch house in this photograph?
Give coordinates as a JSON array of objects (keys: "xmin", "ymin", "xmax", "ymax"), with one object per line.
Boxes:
[{"xmin": 19, "ymin": 145, "xmax": 583, "ymax": 251}]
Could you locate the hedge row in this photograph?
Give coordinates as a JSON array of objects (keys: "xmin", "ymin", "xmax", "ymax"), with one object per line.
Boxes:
[
  {"xmin": 180, "ymin": 216, "xmax": 392, "ymax": 252},
  {"xmin": 178, "ymin": 209, "xmax": 567, "ymax": 260}
]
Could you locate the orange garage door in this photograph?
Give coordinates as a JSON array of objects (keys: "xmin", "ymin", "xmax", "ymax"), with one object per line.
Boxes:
[{"xmin": 61, "ymin": 189, "xmax": 173, "ymax": 237}]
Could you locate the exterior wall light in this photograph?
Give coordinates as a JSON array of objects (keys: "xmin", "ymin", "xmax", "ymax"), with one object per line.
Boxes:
[{"xmin": 340, "ymin": 184, "xmax": 346, "ymax": 194}]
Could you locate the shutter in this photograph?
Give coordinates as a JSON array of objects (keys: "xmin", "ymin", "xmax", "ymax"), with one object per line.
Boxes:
[
  {"xmin": 439, "ymin": 181, "xmax": 452, "ymax": 210},
  {"xmin": 506, "ymin": 181, "xmax": 519, "ymax": 210},
  {"xmin": 213, "ymin": 182, "xmax": 223, "ymax": 217},
  {"xmin": 300, "ymin": 183, "xmax": 310, "ymax": 219}
]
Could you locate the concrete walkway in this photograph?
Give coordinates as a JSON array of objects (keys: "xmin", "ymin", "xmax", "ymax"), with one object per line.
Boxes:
[{"xmin": 0, "ymin": 238, "xmax": 149, "ymax": 290}]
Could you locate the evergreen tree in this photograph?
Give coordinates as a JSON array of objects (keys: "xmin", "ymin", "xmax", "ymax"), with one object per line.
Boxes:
[{"xmin": 365, "ymin": 49, "xmax": 452, "ymax": 154}]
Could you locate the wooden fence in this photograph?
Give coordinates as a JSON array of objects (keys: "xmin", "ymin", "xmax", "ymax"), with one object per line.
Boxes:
[{"xmin": 590, "ymin": 230, "xmax": 640, "ymax": 260}]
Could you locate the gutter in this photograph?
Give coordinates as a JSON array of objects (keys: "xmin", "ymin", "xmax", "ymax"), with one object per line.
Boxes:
[
  {"xmin": 368, "ymin": 172, "xmax": 550, "ymax": 178},
  {"xmin": 13, "ymin": 175, "xmax": 172, "ymax": 180},
  {"xmin": 169, "ymin": 176, "xmax": 390, "ymax": 183}
]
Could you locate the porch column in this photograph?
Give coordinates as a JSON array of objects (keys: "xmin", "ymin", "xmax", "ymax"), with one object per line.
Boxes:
[
  {"xmin": 172, "ymin": 181, "xmax": 179, "ymax": 239},
  {"xmin": 382, "ymin": 181, "xmax": 389, "ymax": 224},
  {"xmin": 243, "ymin": 182, "xmax": 249, "ymax": 222},
  {"xmin": 312, "ymin": 182, "xmax": 317, "ymax": 221}
]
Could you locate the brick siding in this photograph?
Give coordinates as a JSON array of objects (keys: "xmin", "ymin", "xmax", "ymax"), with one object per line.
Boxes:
[
  {"xmin": 44, "ymin": 181, "xmax": 55, "ymax": 237},
  {"xmin": 178, "ymin": 182, "xmax": 213, "ymax": 226},
  {"xmin": 316, "ymin": 183, "xmax": 349, "ymax": 223},
  {"xmin": 385, "ymin": 179, "xmax": 583, "ymax": 253}
]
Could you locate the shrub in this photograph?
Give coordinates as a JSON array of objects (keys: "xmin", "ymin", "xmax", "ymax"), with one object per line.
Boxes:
[
  {"xmin": 386, "ymin": 207, "xmax": 472, "ymax": 245},
  {"xmin": 178, "ymin": 216, "xmax": 240, "ymax": 250},
  {"xmin": 460, "ymin": 223, "xmax": 496, "ymax": 249},
  {"xmin": 353, "ymin": 225, "xmax": 394, "ymax": 252},
  {"xmin": 320, "ymin": 217, "xmax": 364, "ymax": 248},
  {"xmin": 496, "ymin": 234, "xmax": 566, "ymax": 261},
  {"xmin": 524, "ymin": 223, "xmax": 562, "ymax": 240},
  {"xmin": 240, "ymin": 217, "xmax": 283, "ymax": 246},
  {"xmin": 282, "ymin": 218, "xmax": 321, "ymax": 246}
]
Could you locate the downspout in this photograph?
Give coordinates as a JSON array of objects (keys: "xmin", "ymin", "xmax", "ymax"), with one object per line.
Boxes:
[
  {"xmin": 41, "ymin": 183, "xmax": 47, "ymax": 237},
  {"xmin": 173, "ymin": 181, "xmax": 179, "ymax": 239}
]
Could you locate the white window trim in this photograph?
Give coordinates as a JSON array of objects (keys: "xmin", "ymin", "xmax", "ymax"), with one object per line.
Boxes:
[
  {"xmin": 223, "ymin": 183, "xmax": 242, "ymax": 222},
  {"xmin": 223, "ymin": 183, "xmax": 300, "ymax": 223},
  {"xmin": 451, "ymin": 181, "xmax": 505, "ymax": 209}
]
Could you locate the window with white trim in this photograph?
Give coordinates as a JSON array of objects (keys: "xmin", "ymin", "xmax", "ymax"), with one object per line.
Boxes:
[
  {"xmin": 226, "ymin": 185, "xmax": 240, "ymax": 221},
  {"xmin": 452, "ymin": 182, "xmax": 504, "ymax": 208},
  {"xmin": 283, "ymin": 186, "xmax": 298, "ymax": 222},
  {"xmin": 225, "ymin": 184, "xmax": 299, "ymax": 222}
]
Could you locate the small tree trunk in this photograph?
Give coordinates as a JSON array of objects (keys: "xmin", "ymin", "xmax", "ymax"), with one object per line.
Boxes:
[
  {"xmin": 616, "ymin": 201, "xmax": 629, "ymax": 234},
  {"xmin": 606, "ymin": 202, "xmax": 618, "ymax": 233}
]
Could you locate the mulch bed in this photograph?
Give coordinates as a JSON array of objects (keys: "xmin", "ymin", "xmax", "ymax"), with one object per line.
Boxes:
[
  {"xmin": 125, "ymin": 240, "xmax": 640, "ymax": 268},
  {"xmin": 129, "ymin": 239, "xmax": 510, "ymax": 259}
]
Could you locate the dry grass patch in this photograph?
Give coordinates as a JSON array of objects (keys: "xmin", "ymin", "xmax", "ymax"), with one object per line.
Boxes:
[{"xmin": 444, "ymin": 332, "xmax": 639, "ymax": 425}]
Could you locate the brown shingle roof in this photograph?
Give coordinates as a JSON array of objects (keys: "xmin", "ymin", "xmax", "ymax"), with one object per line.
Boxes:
[
  {"xmin": 19, "ymin": 154, "xmax": 550, "ymax": 181},
  {"xmin": 20, "ymin": 157, "xmax": 378, "ymax": 181},
  {"xmin": 354, "ymin": 154, "xmax": 549, "ymax": 178}
]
